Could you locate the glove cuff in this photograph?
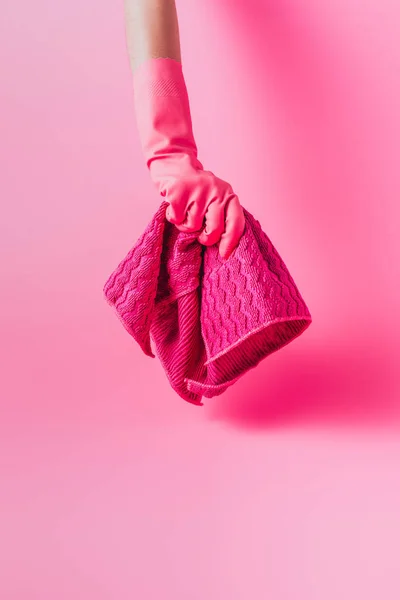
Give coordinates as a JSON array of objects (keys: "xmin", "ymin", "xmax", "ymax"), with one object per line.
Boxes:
[{"xmin": 133, "ymin": 57, "xmax": 204, "ymax": 186}]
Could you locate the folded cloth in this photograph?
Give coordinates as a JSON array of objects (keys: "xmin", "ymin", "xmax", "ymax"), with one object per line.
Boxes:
[{"xmin": 103, "ymin": 200, "xmax": 312, "ymax": 405}]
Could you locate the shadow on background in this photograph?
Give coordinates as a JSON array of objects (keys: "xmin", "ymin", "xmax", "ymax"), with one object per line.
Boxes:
[
  {"xmin": 206, "ymin": 339, "xmax": 398, "ymax": 430},
  {"xmin": 204, "ymin": 0, "xmax": 398, "ymax": 430}
]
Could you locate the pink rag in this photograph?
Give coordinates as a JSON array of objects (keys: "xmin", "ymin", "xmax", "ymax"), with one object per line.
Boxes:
[
  {"xmin": 103, "ymin": 201, "xmax": 312, "ymax": 405},
  {"xmin": 103, "ymin": 57, "xmax": 312, "ymax": 405}
]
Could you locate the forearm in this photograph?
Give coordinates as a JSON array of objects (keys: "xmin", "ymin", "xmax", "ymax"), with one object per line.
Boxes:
[{"xmin": 124, "ymin": 0, "xmax": 181, "ymax": 73}]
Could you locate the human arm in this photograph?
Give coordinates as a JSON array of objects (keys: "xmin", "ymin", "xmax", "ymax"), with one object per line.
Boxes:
[
  {"xmin": 124, "ymin": 0, "xmax": 181, "ymax": 72},
  {"xmin": 123, "ymin": 1, "xmax": 245, "ymax": 260}
]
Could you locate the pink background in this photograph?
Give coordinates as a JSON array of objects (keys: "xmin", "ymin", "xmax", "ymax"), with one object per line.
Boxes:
[{"xmin": 1, "ymin": 0, "xmax": 400, "ymax": 597}]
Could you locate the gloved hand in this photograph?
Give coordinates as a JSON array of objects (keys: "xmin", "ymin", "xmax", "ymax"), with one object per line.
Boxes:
[{"xmin": 132, "ymin": 56, "xmax": 245, "ymax": 260}]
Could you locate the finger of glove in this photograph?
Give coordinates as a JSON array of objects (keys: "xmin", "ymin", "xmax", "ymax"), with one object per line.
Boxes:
[
  {"xmin": 197, "ymin": 199, "xmax": 225, "ymax": 246},
  {"xmin": 173, "ymin": 187, "xmax": 208, "ymax": 232},
  {"xmin": 218, "ymin": 195, "xmax": 246, "ymax": 260},
  {"xmin": 165, "ymin": 183, "xmax": 191, "ymax": 224}
]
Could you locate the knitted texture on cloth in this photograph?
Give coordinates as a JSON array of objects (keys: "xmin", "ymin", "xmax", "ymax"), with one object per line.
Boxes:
[{"xmin": 103, "ymin": 200, "xmax": 312, "ymax": 405}]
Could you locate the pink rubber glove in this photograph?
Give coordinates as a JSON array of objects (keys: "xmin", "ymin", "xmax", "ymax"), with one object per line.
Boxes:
[{"xmin": 132, "ymin": 57, "xmax": 245, "ymax": 260}]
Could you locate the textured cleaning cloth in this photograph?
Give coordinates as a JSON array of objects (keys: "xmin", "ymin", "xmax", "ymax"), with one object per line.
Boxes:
[
  {"xmin": 103, "ymin": 57, "xmax": 312, "ymax": 405},
  {"xmin": 103, "ymin": 200, "xmax": 312, "ymax": 405}
]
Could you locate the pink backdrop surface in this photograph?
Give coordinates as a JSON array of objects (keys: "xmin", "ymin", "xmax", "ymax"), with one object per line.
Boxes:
[{"xmin": 1, "ymin": 0, "xmax": 400, "ymax": 598}]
